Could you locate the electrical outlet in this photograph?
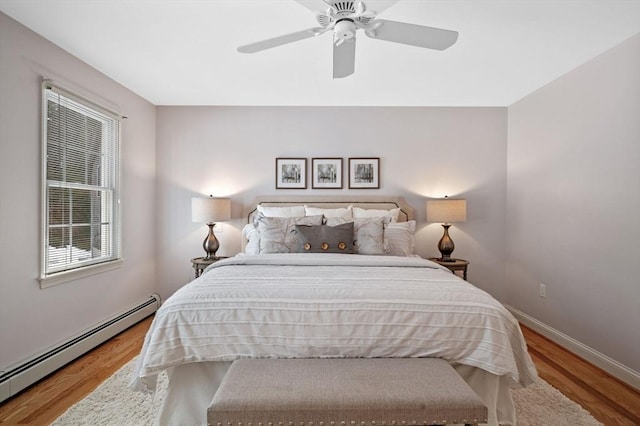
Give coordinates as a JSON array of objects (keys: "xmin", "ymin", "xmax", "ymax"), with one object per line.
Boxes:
[{"xmin": 539, "ymin": 283, "xmax": 546, "ymax": 298}]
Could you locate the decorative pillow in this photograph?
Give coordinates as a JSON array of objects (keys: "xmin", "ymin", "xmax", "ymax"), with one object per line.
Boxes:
[
  {"xmin": 304, "ymin": 205, "xmax": 353, "ymax": 220},
  {"xmin": 324, "ymin": 217, "xmax": 350, "ymax": 227},
  {"xmin": 256, "ymin": 205, "xmax": 305, "ymax": 218},
  {"xmin": 352, "ymin": 207, "xmax": 401, "ymax": 222},
  {"xmin": 384, "ymin": 220, "xmax": 416, "ymax": 257},
  {"xmin": 293, "ymin": 223, "xmax": 355, "ymax": 254},
  {"xmin": 325, "ymin": 216, "xmax": 386, "ymax": 255},
  {"xmin": 256, "ymin": 215, "xmax": 323, "ymax": 253},
  {"xmin": 242, "ymin": 223, "xmax": 260, "ymax": 255},
  {"xmin": 354, "ymin": 217, "xmax": 386, "ymax": 255}
]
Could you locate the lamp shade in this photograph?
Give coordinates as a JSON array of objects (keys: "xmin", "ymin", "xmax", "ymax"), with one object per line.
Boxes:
[
  {"xmin": 426, "ymin": 199, "xmax": 467, "ymax": 223},
  {"xmin": 192, "ymin": 196, "xmax": 231, "ymax": 223}
]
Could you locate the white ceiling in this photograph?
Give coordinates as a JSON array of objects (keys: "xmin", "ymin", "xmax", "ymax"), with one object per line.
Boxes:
[{"xmin": 1, "ymin": 0, "xmax": 639, "ymax": 106}]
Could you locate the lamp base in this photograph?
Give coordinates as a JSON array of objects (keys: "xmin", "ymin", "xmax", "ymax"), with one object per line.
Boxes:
[
  {"xmin": 202, "ymin": 223, "xmax": 220, "ymax": 260},
  {"xmin": 437, "ymin": 224, "xmax": 456, "ymax": 262}
]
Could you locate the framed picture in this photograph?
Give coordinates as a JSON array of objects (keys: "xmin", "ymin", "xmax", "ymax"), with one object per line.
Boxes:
[
  {"xmin": 275, "ymin": 158, "xmax": 307, "ymax": 189},
  {"xmin": 348, "ymin": 157, "xmax": 380, "ymax": 189},
  {"xmin": 312, "ymin": 158, "xmax": 343, "ymax": 189}
]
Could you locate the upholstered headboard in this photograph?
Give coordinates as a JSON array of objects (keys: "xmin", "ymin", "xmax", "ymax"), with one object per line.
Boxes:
[{"xmin": 246, "ymin": 195, "xmax": 415, "ymax": 223}]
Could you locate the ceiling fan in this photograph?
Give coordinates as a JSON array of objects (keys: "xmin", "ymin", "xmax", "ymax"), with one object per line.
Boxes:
[{"xmin": 237, "ymin": 0, "xmax": 458, "ymax": 79}]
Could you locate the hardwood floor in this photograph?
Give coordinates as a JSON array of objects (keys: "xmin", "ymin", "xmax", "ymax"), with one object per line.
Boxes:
[
  {"xmin": 0, "ymin": 317, "xmax": 638, "ymax": 425},
  {"xmin": 521, "ymin": 325, "xmax": 640, "ymax": 425},
  {"xmin": 0, "ymin": 316, "xmax": 152, "ymax": 425}
]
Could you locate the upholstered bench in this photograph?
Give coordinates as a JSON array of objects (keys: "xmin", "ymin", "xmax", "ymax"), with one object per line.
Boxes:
[{"xmin": 207, "ymin": 358, "xmax": 488, "ymax": 426}]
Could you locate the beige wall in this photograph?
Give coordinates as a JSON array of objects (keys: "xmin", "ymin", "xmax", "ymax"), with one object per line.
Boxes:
[
  {"xmin": 506, "ymin": 34, "xmax": 640, "ymax": 373},
  {"xmin": 0, "ymin": 13, "xmax": 157, "ymax": 368},
  {"xmin": 155, "ymin": 106, "xmax": 508, "ymax": 299}
]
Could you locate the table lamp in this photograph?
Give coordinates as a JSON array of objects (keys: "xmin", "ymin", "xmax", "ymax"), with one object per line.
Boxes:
[
  {"xmin": 426, "ymin": 196, "xmax": 467, "ymax": 262},
  {"xmin": 192, "ymin": 195, "xmax": 231, "ymax": 260}
]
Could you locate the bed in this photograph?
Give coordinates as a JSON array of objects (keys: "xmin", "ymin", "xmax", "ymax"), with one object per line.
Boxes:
[{"xmin": 130, "ymin": 197, "xmax": 537, "ymax": 426}]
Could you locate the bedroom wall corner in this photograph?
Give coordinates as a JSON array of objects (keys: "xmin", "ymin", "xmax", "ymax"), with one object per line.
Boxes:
[
  {"xmin": 506, "ymin": 33, "xmax": 640, "ymax": 379},
  {"xmin": 0, "ymin": 13, "xmax": 157, "ymax": 370}
]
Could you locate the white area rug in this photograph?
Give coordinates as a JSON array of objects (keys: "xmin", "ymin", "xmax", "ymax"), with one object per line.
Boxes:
[{"xmin": 52, "ymin": 358, "xmax": 602, "ymax": 426}]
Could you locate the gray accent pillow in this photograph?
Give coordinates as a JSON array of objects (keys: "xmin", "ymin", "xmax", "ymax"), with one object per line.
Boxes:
[
  {"xmin": 256, "ymin": 215, "xmax": 323, "ymax": 253},
  {"xmin": 293, "ymin": 223, "xmax": 356, "ymax": 254}
]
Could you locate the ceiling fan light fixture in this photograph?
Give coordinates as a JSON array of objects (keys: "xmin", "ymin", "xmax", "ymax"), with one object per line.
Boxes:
[{"xmin": 334, "ymin": 20, "xmax": 356, "ymax": 40}]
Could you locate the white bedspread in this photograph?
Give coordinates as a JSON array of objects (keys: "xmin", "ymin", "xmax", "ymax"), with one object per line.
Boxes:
[{"xmin": 130, "ymin": 253, "xmax": 537, "ymax": 393}]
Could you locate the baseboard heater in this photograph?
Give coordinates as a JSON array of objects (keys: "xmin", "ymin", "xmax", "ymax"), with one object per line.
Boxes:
[{"xmin": 0, "ymin": 293, "xmax": 160, "ymax": 403}]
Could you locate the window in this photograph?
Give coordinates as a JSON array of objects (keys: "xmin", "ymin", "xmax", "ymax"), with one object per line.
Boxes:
[{"xmin": 41, "ymin": 82, "xmax": 121, "ymax": 284}]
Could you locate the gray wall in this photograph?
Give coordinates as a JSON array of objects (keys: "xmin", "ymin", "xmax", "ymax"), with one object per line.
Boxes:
[
  {"xmin": 2, "ymin": 9, "xmax": 638, "ymax": 386},
  {"xmin": 155, "ymin": 106, "xmax": 508, "ymax": 299},
  {"xmin": 506, "ymin": 34, "xmax": 640, "ymax": 372},
  {"xmin": 0, "ymin": 14, "xmax": 157, "ymax": 368}
]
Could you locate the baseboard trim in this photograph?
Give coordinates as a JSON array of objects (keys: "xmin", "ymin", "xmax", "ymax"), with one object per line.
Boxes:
[
  {"xmin": 0, "ymin": 294, "xmax": 160, "ymax": 403},
  {"xmin": 507, "ymin": 305, "xmax": 640, "ymax": 390}
]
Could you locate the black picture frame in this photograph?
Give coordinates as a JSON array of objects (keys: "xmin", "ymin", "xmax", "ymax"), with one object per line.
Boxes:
[
  {"xmin": 275, "ymin": 158, "xmax": 307, "ymax": 189},
  {"xmin": 348, "ymin": 157, "xmax": 380, "ymax": 189},
  {"xmin": 312, "ymin": 158, "xmax": 343, "ymax": 189}
]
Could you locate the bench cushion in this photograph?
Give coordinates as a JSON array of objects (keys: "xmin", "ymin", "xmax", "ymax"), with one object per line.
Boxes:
[{"xmin": 208, "ymin": 358, "xmax": 488, "ymax": 426}]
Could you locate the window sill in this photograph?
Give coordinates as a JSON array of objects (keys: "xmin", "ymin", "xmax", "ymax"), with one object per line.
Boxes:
[{"xmin": 39, "ymin": 259, "xmax": 124, "ymax": 289}]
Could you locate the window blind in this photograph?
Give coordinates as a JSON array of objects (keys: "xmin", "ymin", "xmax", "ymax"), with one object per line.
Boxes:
[{"xmin": 42, "ymin": 83, "xmax": 121, "ymax": 277}]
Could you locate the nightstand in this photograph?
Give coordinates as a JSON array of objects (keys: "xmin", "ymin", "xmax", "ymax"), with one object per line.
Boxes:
[
  {"xmin": 191, "ymin": 256, "xmax": 227, "ymax": 278},
  {"xmin": 428, "ymin": 258, "xmax": 469, "ymax": 281}
]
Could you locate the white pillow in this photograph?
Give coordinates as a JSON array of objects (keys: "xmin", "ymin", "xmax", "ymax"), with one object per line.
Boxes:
[
  {"xmin": 256, "ymin": 205, "xmax": 305, "ymax": 218},
  {"xmin": 352, "ymin": 207, "xmax": 401, "ymax": 222},
  {"xmin": 384, "ymin": 220, "xmax": 416, "ymax": 257},
  {"xmin": 242, "ymin": 223, "xmax": 260, "ymax": 255},
  {"xmin": 304, "ymin": 205, "xmax": 353, "ymax": 219}
]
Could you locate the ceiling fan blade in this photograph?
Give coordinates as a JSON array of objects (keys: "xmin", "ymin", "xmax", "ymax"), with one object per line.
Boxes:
[
  {"xmin": 366, "ymin": 19, "xmax": 458, "ymax": 50},
  {"xmin": 333, "ymin": 37, "xmax": 356, "ymax": 79},
  {"xmin": 294, "ymin": 0, "xmax": 330, "ymax": 12},
  {"xmin": 238, "ymin": 28, "xmax": 324, "ymax": 53}
]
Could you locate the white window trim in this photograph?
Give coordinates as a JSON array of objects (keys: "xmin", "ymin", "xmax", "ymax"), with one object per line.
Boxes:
[
  {"xmin": 39, "ymin": 80, "xmax": 123, "ymax": 288},
  {"xmin": 39, "ymin": 259, "xmax": 124, "ymax": 288}
]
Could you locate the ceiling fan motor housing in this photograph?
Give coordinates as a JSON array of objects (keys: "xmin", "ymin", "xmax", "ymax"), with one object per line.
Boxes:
[{"xmin": 331, "ymin": 1, "xmax": 357, "ymax": 14}]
